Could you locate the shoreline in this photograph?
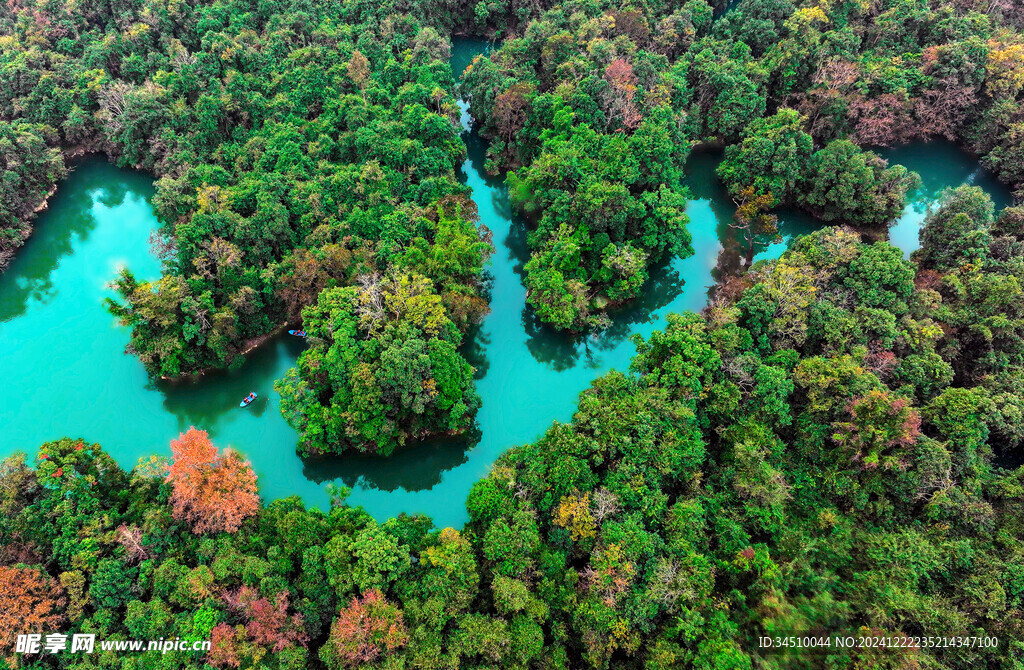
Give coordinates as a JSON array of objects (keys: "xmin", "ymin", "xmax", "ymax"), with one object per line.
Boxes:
[
  {"xmin": 158, "ymin": 322, "xmax": 291, "ymax": 381},
  {"xmin": 0, "ymin": 143, "xmax": 108, "ymax": 272},
  {"xmin": 0, "ymin": 184, "xmax": 60, "ymax": 272},
  {"xmin": 31, "ymin": 184, "xmax": 58, "ymax": 214}
]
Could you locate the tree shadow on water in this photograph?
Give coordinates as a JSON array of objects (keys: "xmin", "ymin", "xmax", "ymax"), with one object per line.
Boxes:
[
  {"xmin": 602, "ymin": 260, "xmax": 689, "ymax": 337},
  {"xmin": 520, "ymin": 252, "xmax": 694, "ymax": 371},
  {"xmin": 504, "ymin": 215, "xmax": 531, "ymax": 279},
  {"xmin": 156, "ymin": 336, "xmax": 301, "ymax": 435},
  {"xmin": 301, "ymin": 426, "xmax": 478, "ymax": 492},
  {"xmin": 1, "ymin": 171, "xmax": 99, "ymax": 321},
  {"xmin": 0, "ymin": 158, "xmax": 156, "ymax": 322},
  {"xmin": 461, "ymin": 323, "xmax": 492, "ymax": 380},
  {"xmin": 521, "ymin": 307, "xmax": 588, "ymax": 371}
]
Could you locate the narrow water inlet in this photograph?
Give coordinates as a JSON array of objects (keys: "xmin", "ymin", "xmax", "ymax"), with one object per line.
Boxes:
[{"xmin": 0, "ymin": 38, "xmax": 1013, "ymax": 529}]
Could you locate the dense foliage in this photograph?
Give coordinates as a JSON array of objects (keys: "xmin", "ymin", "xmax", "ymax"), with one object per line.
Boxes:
[
  {"xmin": 276, "ymin": 271, "xmax": 481, "ymax": 456},
  {"xmin": 463, "ymin": 0, "xmax": 1024, "ymax": 328},
  {"xmin": 717, "ymin": 110, "xmax": 920, "ymax": 225},
  {"xmin": 4, "ymin": 0, "xmax": 1024, "ymax": 666},
  {"xmin": 0, "ymin": 0, "xmax": 492, "ymax": 381},
  {"xmin": 0, "ymin": 122, "xmax": 66, "ymax": 270},
  {"xmin": 4, "ymin": 189, "xmax": 1024, "ymax": 667}
]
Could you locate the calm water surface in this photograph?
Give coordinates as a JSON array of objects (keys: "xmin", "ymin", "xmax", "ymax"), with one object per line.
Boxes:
[
  {"xmin": 880, "ymin": 142, "xmax": 1013, "ymax": 256},
  {"xmin": 0, "ymin": 160, "xmax": 310, "ymax": 504},
  {"xmin": 0, "ymin": 40, "xmax": 1012, "ymax": 527}
]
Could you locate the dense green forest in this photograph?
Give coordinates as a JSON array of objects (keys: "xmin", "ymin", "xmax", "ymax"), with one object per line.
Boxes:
[
  {"xmin": 0, "ymin": 122, "xmax": 66, "ymax": 270},
  {"xmin": 4, "ymin": 193, "xmax": 1024, "ymax": 668},
  {"xmin": 0, "ymin": 0, "xmax": 504, "ymax": 452},
  {"xmin": 5, "ymin": 0, "xmax": 1024, "ymax": 439},
  {"xmin": 0, "ymin": 0, "xmax": 495, "ymax": 385},
  {"xmin": 4, "ymin": 0, "xmax": 1024, "ymax": 667},
  {"xmin": 463, "ymin": 0, "xmax": 1024, "ymax": 327}
]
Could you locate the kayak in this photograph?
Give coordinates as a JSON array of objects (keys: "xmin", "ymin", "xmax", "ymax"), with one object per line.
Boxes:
[
  {"xmin": 239, "ymin": 393, "xmax": 257, "ymax": 408},
  {"xmin": 288, "ymin": 330, "xmax": 307, "ymax": 337}
]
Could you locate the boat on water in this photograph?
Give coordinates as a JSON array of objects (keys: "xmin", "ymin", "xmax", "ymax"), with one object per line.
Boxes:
[
  {"xmin": 288, "ymin": 329, "xmax": 307, "ymax": 337},
  {"xmin": 239, "ymin": 392, "xmax": 257, "ymax": 408}
]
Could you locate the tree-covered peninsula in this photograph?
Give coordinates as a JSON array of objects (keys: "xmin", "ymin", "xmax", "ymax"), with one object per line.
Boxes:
[
  {"xmin": 2, "ymin": 0, "xmax": 493, "ymax": 384},
  {"xmin": 1, "ymin": 0, "xmax": 503, "ymax": 452},
  {"xmin": 462, "ymin": 0, "xmax": 1024, "ymax": 328},
  {"xmin": 4, "ymin": 192, "xmax": 1024, "ymax": 667},
  {"xmin": 5, "ymin": 0, "xmax": 1024, "ymax": 449},
  {"xmin": 2, "ymin": 0, "xmax": 1024, "ymax": 667}
]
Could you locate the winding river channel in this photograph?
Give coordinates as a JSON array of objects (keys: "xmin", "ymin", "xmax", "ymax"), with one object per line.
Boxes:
[{"xmin": 0, "ymin": 39, "xmax": 1013, "ymax": 527}]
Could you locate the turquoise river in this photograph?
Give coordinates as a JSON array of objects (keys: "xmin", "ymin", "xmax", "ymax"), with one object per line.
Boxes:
[{"xmin": 0, "ymin": 39, "xmax": 1013, "ymax": 527}]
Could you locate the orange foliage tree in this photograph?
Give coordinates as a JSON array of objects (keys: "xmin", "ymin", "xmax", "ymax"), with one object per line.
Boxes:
[
  {"xmin": 208, "ymin": 623, "xmax": 244, "ymax": 668},
  {"xmin": 324, "ymin": 590, "xmax": 408, "ymax": 668},
  {"xmin": 0, "ymin": 566, "xmax": 66, "ymax": 660},
  {"xmin": 167, "ymin": 427, "xmax": 259, "ymax": 534},
  {"xmin": 603, "ymin": 58, "xmax": 642, "ymax": 131}
]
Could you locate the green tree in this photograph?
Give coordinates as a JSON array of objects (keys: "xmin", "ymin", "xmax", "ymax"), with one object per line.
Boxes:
[
  {"xmin": 797, "ymin": 140, "xmax": 919, "ymax": 227},
  {"xmin": 277, "ymin": 273, "xmax": 479, "ymax": 456},
  {"xmin": 717, "ymin": 108, "xmax": 813, "ymax": 202},
  {"xmin": 0, "ymin": 122, "xmax": 66, "ymax": 270},
  {"xmin": 915, "ymin": 186, "xmax": 995, "ymax": 271}
]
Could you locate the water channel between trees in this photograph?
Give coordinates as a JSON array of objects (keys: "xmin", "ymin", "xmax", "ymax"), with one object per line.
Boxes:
[{"xmin": 0, "ymin": 38, "xmax": 1012, "ymax": 528}]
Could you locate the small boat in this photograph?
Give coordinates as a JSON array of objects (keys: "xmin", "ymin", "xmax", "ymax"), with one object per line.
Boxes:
[
  {"xmin": 239, "ymin": 392, "xmax": 257, "ymax": 408},
  {"xmin": 288, "ymin": 330, "xmax": 307, "ymax": 337}
]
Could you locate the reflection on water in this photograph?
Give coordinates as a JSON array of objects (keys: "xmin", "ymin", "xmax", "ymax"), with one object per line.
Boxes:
[
  {"xmin": 1, "ymin": 50, "xmax": 1016, "ymax": 528},
  {"xmin": 303, "ymin": 429, "xmax": 476, "ymax": 492},
  {"xmin": 880, "ymin": 141, "xmax": 1012, "ymax": 256},
  {"xmin": 0, "ymin": 164, "xmax": 113, "ymax": 323},
  {"xmin": 157, "ymin": 338, "xmax": 306, "ymax": 435}
]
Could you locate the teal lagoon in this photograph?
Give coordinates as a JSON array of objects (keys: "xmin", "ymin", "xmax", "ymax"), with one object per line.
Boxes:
[{"xmin": 0, "ymin": 39, "xmax": 1012, "ymax": 527}]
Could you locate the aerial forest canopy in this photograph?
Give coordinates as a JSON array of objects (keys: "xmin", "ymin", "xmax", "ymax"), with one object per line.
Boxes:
[
  {"xmin": 462, "ymin": 0, "xmax": 1024, "ymax": 328},
  {"xmin": 2, "ymin": 0, "xmax": 1024, "ymax": 665},
  {"xmin": 4, "ymin": 194, "xmax": 1024, "ymax": 667},
  {"xmin": 4, "ymin": 0, "xmax": 1024, "ymax": 443},
  {"xmin": 0, "ymin": 0, "xmax": 496, "ymax": 380},
  {"xmin": 0, "ymin": 0, "xmax": 507, "ymax": 452}
]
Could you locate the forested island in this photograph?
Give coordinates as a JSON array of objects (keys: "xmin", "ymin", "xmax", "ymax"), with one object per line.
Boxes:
[{"xmin": 2, "ymin": 0, "xmax": 1024, "ymax": 667}]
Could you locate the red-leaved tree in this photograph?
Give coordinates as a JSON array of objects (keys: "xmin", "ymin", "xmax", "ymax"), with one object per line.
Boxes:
[
  {"xmin": 493, "ymin": 82, "xmax": 533, "ymax": 143},
  {"xmin": 603, "ymin": 58, "xmax": 642, "ymax": 131},
  {"xmin": 328, "ymin": 590, "xmax": 409, "ymax": 667},
  {"xmin": 0, "ymin": 566, "xmax": 66, "ymax": 661},
  {"xmin": 208, "ymin": 623, "xmax": 243, "ymax": 668},
  {"xmin": 222, "ymin": 586, "xmax": 308, "ymax": 652},
  {"xmin": 833, "ymin": 389, "xmax": 922, "ymax": 470},
  {"xmin": 167, "ymin": 427, "xmax": 259, "ymax": 534},
  {"xmin": 847, "ymin": 93, "xmax": 917, "ymax": 146}
]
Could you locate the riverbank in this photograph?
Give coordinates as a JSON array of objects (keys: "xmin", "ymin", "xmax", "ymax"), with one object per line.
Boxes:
[
  {"xmin": 158, "ymin": 322, "xmax": 291, "ymax": 381},
  {"xmin": 0, "ymin": 141, "xmax": 118, "ymax": 273},
  {"xmin": 0, "ymin": 40, "xmax": 1014, "ymax": 528},
  {"xmin": 0, "ymin": 184, "xmax": 59, "ymax": 274}
]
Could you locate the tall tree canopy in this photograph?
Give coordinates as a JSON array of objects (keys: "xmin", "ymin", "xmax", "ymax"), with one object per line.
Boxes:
[
  {"xmin": 1, "ymin": 0, "xmax": 1024, "ymax": 666},
  {"xmin": 167, "ymin": 427, "xmax": 259, "ymax": 534},
  {"xmin": 3, "ymin": 217, "xmax": 1024, "ymax": 667},
  {"xmin": 276, "ymin": 272, "xmax": 480, "ymax": 456}
]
